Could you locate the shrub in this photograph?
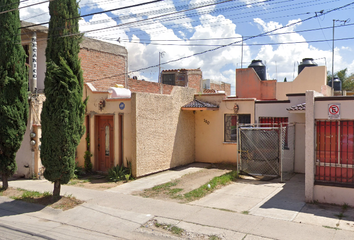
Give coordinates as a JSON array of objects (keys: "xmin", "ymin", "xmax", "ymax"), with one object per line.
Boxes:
[{"xmin": 107, "ymin": 161, "xmax": 134, "ymax": 183}]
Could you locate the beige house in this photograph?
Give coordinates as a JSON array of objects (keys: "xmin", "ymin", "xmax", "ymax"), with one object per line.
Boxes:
[
  {"xmin": 16, "ymin": 22, "xmax": 128, "ymax": 178},
  {"xmin": 76, "ymin": 84, "xmax": 196, "ymax": 177}
]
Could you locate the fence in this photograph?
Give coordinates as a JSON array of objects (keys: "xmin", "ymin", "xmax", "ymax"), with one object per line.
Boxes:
[
  {"xmin": 315, "ymin": 120, "xmax": 354, "ymax": 186},
  {"xmin": 237, "ymin": 123, "xmax": 295, "ymax": 182}
]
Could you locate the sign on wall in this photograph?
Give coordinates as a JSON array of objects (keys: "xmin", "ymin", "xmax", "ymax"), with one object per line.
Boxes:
[{"xmin": 328, "ymin": 103, "xmax": 340, "ymax": 119}]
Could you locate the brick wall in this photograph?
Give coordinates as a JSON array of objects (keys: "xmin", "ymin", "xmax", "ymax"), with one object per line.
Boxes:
[
  {"xmin": 79, "ymin": 48, "xmax": 126, "ymax": 91},
  {"xmin": 222, "ymin": 83, "xmax": 231, "ymax": 96},
  {"xmin": 208, "ymin": 82, "xmax": 231, "ymax": 96},
  {"xmin": 128, "ymin": 78, "xmax": 174, "ymax": 94},
  {"xmin": 187, "ymin": 70, "xmax": 202, "ymax": 92}
]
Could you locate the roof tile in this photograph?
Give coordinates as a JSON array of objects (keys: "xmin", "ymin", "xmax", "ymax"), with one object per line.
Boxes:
[
  {"xmin": 287, "ymin": 103, "xmax": 306, "ymax": 111},
  {"xmin": 182, "ymin": 99, "xmax": 219, "ymax": 108}
]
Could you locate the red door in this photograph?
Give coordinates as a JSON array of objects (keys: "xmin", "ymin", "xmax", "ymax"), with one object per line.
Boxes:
[{"xmin": 96, "ymin": 116, "xmax": 114, "ymax": 172}]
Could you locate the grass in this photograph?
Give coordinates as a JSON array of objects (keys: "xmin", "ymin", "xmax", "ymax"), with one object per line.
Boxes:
[
  {"xmin": 241, "ymin": 211, "xmax": 249, "ymax": 215},
  {"xmin": 209, "ymin": 235, "xmax": 221, "ymax": 240},
  {"xmin": 153, "ymin": 221, "xmax": 184, "ymax": 236},
  {"xmin": 68, "ymin": 179, "xmax": 90, "ymax": 185},
  {"xmin": 10, "ymin": 190, "xmax": 52, "ymax": 202},
  {"xmin": 2, "ymin": 188, "xmax": 83, "ymax": 210},
  {"xmin": 141, "ymin": 170, "xmax": 238, "ymax": 202},
  {"xmin": 170, "ymin": 225, "xmax": 184, "ymax": 235},
  {"xmin": 323, "ymin": 225, "xmax": 341, "ymax": 230},
  {"xmin": 184, "ymin": 170, "xmax": 238, "ymax": 201}
]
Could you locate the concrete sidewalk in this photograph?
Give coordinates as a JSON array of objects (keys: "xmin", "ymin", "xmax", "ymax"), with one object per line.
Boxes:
[{"xmin": 2, "ymin": 164, "xmax": 354, "ymax": 239}]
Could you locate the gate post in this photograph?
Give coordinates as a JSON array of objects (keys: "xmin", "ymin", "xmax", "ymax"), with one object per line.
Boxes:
[
  {"xmin": 280, "ymin": 123, "xmax": 283, "ymax": 182},
  {"xmin": 237, "ymin": 125, "xmax": 240, "ymax": 173}
]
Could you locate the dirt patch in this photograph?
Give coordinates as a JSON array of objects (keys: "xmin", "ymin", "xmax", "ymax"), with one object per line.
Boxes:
[
  {"xmin": 141, "ymin": 219, "xmax": 222, "ymax": 240},
  {"xmin": 0, "ymin": 188, "xmax": 84, "ymax": 211},
  {"xmin": 135, "ymin": 168, "xmax": 233, "ymax": 203},
  {"xmin": 68, "ymin": 174, "xmax": 126, "ymax": 190}
]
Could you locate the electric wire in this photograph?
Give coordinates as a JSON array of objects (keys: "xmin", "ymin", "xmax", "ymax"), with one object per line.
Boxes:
[
  {"xmin": 85, "ymin": 1, "xmax": 354, "ymax": 82},
  {"xmin": 0, "ymin": 0, "xmax": 52, "ymax": 15},
  {"xmin": 20, "ymin": 0, "xmax": 165, "ymax": 29}
]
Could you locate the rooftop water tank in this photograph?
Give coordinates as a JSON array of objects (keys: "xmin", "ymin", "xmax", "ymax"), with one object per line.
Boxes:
[
  {"xmin": 248, "ymin": 60, "xmax": 266, "ymax": 80},
  {"xmin": 298, "ymin": 58, "xmax": 318, "ymax": 74},
  {"xmin": 327, "ymin": 77, "xmax": 342, "ymax": 91}
]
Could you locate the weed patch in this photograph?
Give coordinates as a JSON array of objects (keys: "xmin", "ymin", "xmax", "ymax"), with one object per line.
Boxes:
[
  {"xmin": 141, "ymin": 170, "xmax": 238, "ymax": 202},
  {"xmin": 2, "ymin": 188, "xmax": 83, "ymax": 210},
  {"xmin": 184, "ymin": 170, "xmax": 238, "ymax": 201}
]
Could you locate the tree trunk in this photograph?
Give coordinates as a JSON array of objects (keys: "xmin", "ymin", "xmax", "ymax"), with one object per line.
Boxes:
[
  {"xmin": 1, "ymin": 175, "xmax": 8, "ymax": 190},
  {"xmin": 53, "ymin": 180, "xmax": 61, "ymax": 197}
]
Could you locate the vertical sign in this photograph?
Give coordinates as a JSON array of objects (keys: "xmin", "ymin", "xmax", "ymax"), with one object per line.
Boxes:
[
  {"xmin": 328, "ymin": 103, "xmax": 340, "ymax": 119},
  {"xmin": 31, "ymin": 32, "xmax": 37, "ymax": 93}
]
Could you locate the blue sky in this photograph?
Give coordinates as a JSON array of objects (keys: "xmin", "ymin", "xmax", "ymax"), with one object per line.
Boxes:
[{"xmin": 20, "ymin": 0, "xmax": 354, "ymax": 95}]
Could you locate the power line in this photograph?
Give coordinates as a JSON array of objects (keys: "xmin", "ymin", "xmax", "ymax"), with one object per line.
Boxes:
[
  {"xmin": 20, "ymin": 0, "xmax": 165, "ymax": 29},
  {"xmin": 81, "ymin": 0, "xmax": 339, "ymax": 40},
  {"xmin": 0, "ymin": 0, "xmax": 52, "ymax": 15},
  {"xmin": 109, "ymin": 22, "xmax": 354, "ymax": 43},
  {"xmin": 112, "ymin": 36, "xmax": 354, "ymax": 47},
  {"xmin": 83, "ymin": 1, "xmax": 354, "ymax": 82},
  {"xmin": 19, "ymin": 0, "xmax": 245, "ymax": 42}
]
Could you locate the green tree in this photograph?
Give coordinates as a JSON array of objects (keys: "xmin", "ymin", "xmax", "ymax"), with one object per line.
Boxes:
[
  {"xmin": 41, "ymin": 0, "xmax": 86, "ymax": 197},
  {"xmin": 327, "ymin": 68, "xmax": 354, "ymax": 91},
  {"xmin": 0, "ymin": 1, "xmax": 29, "ymax": 190}
]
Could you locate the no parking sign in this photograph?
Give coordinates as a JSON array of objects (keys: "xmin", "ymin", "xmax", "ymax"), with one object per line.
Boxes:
[{"xmin": 328, "ymin": 103, "xmax": 340, "ymax": 119}]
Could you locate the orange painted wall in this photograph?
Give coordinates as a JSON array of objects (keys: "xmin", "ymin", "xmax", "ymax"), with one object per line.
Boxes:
[{"xmin": 236, "ymin": 68, "xmax": 276, "ymax": 100}]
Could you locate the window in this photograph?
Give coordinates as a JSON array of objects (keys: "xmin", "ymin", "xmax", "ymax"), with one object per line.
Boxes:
[
  {"xmin": 259, "ymin": 117, "xmax": 289, "ymax": 148},
  {"xmin": 225, "ymin": 114, "xmax": 237, "ymax": 142},
  {"xmin": 238, "ymin": 114, "xmax": 251, "ymax": 125},
  {"xmin": 225, "ymin": 114, "xmax": 252, "ymax": 142},
  {"xmin": 259, "ymin": 117, "xmax": 288, "ymax": 127},
  {"xmin": 162, "ymin": 74, "xmax": 175, "ymax": 85}
]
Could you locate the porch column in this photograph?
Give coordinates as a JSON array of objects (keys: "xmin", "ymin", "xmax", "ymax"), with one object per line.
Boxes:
[{"xmin": 114, "ymin": 113, "xmax": 119, "ymax": 166}]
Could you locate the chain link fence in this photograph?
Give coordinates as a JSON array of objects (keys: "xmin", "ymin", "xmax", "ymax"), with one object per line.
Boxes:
[{"xmin": 237, "ymin": 124, "xmax": 295, "ymax": 181}]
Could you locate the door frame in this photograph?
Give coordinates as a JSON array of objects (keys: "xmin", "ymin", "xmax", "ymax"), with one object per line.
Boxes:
[{"xmin": 95, "ymin": 115, "xmax": 114, "ymax": 171}]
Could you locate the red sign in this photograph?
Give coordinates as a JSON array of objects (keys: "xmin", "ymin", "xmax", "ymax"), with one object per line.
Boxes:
[{"xmin": 328, "ymin": 104, "xmax": 340, "ymax": 119}]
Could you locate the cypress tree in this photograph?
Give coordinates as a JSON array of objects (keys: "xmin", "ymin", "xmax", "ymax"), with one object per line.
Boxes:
[
  {"xmin": 41, "ymin": 0, "xmax": 86, "ymax": 197},
  {"xmin": 0, "ymin": 0, "xmax": 29, "ymax": 190}
]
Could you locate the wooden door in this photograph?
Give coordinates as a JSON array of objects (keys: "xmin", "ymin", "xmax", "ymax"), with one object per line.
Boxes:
[{"xmin": 96, "ymin": 116, "xmax": 114, "ymax": 172}]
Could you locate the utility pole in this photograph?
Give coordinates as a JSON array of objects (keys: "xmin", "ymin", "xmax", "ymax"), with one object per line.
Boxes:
[
  {"xmin": 241, "ymin": 36, "xmax": 243, "ymax": 69},
  {"xmin": 158, "ymin": 51, "xmax": 165, "ymax": 94},
  {"xmin": 332, "ymin": 19, "xmax": 349, "ymax": 95}
]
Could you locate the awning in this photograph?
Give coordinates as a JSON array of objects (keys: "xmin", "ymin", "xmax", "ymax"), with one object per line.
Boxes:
[
  {"xmin": 287, "ymin": 103, "xmax": 306, "ymax": 113},
  {"xmin": 181, "ymin": 99, "xmax": 219, "ymax": 111}
]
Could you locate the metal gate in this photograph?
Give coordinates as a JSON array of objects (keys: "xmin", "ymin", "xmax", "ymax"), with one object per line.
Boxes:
[{"xmin": 237, "ymin": 124, "xmax": 295, "ymax": 181}]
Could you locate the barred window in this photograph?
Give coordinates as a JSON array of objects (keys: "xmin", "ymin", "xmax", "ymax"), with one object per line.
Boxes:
[{"xmin": 224, "ymin": 114, "xmax": 237, "ymax": 142}]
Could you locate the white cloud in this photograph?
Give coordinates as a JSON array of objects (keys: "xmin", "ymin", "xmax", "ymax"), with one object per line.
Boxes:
[{"xmin": 253, "ymin": 18, "xmax": 343, "ymax": 81}]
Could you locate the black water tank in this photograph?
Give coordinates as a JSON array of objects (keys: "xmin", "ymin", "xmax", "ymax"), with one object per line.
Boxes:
[
  {"xmin": 298, "ymin": 58, "xmax": 318, "ymax": 74},
  {"xmin": 248, "ymin": 60, "xmax": 266, "ymax": 80},
  {"xmin": 328, "ymin": 77, "xmax": 342, "ymax": 91}
]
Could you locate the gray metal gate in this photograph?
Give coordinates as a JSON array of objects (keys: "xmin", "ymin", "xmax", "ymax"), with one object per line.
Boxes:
[{"xmin": 237, "ymin": 124, "xmax": 295, "ymax": 181}]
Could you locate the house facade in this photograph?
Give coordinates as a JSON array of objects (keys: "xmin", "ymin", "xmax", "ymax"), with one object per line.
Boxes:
[{"xmin": 16, "ymin": 21, "xmax": 128, "ymax": 178}]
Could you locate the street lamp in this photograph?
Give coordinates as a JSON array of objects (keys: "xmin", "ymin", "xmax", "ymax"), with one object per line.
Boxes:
[{"xmin": 332, "ymin": 19, "xmax": 349, "ymax": 94}]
